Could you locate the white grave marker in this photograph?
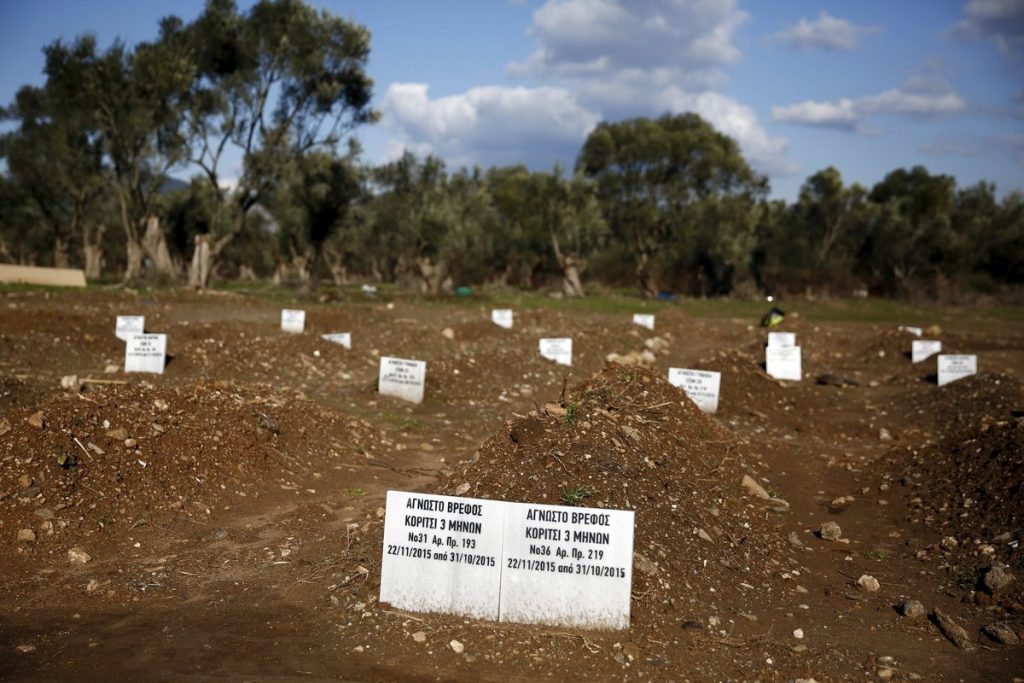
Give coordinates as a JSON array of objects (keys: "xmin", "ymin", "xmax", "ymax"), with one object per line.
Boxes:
[
  {"xmin": 766, "ymin": 345, "xmax": 802, "ymax": 381},
  {"xmin": 937, "ymin": 354, "xmax": 977, "ymax": 387},
  {"xmin": 124, "ymin": 333, "xmax": 167, "ymax": 374},
  {"xmin": 281, "ymin": 309, "xmax": 305, "ymax": 334},
  {"xmin": 668, "ymin": 368, "xmax": 721, "ymax": 413},
  {"xmin": 321, "ymin": 333, "xmax": 351, "ymax": 350},
  {"xmin": 632, "ymin": 313, "xmax": 655, "ymax": 330},
  {"xmin": 492, "ymin": 309, "xmax": 513, "ymax": 330},
  {"xmin": 380, "ymin": 491, "xmax": 505, "ymax": 620},
  {"xmin": 911, "ymin": 340, "xmax": 942, "ymax": 364},
  {"xmin": 539, "ymin": 338, "xmax": 572, "ymax": 366},
  {"xmin": 115, "ymin": 315, "xmax": 145, "ymax": 342},
  {"xmin": 899, "ymin": 326, "xmax": 923, "ymax": 337},
  {"xmin": 767, "ymin": 331, "xmax": 796, "ymax": 348},
  {"xmin": 500, "ymin": 501, "xmax": 634, "ymax": 630},
  {"xmin": 379, "ymin": 356, "xmax": 427, "ymax": 403}
]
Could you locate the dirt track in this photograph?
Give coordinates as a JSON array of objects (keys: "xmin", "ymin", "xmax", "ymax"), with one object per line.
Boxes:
[{"xmin": 1, "ymin": 287, "xmax": 1023, "ymax": 681}]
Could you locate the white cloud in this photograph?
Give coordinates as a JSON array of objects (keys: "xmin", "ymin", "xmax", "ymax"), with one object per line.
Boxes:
[
  {"xmin": 772, "ymin": 99, "xmax": 861, "ymax": 130},
  {"xmin": 656, "ymin": 88, "xmax": 799, "ymax": 175},
  {"xmin": 773, "ymin": 11, "xmax": 882, "ymax": 51},
  {"xmin": 381, "ymin": 83, "xmax": 600, "ymax": 169},
  {"xmin": 509, "ymin": 0, "xmax": 749, "ymax": 89},
  {"xmin": 859, "ymin": 89, "xmax": 966, "ymax": 116},
  {"xmin": 950, "ymin": 0, "xmax": 1024, "ymax": 58},
  {"xmin": 381, "ymin": 1, "xmax": 798, "ymax": 179},
  {"xmin": 773, "ymin": 77, "xmax": 967, "ymax": 132}
]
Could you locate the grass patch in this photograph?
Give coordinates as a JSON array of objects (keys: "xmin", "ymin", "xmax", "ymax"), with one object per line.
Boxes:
[
  {"xmin": 565, "ymin": 400, "xmax": 579, "ymax": 425},
  {"xmin": 561, "ymin": 486, "xmax": 593, "ymax": 506}
]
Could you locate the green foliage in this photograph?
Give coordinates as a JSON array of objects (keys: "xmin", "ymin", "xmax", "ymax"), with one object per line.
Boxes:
[
  {"xmin": 565, "ymin": 400, "xmax": 579, "ymax": 425},
  {"xmin": 578, "ymin": 113, "xmax": 767, "ymax": 297},
  {"xmin": 0, "ymin": 4, "xmax": 1021, "ymax": 302},
  {"xmin": 560, "ymin": 486, "xmax": 593, "ymax": 506}
]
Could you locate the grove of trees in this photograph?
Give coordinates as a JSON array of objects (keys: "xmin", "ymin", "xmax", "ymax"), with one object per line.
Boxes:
[{"xmin": 2, "ymin": 0, "xmax": 1022, "ymax": 300}]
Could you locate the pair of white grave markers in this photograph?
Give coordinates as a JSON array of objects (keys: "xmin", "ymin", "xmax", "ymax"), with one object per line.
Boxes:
[
  {"xmin": 379, "ymin": 490, "xmax": 635, "ymax": 630},
  {"xmin": 910, "ymin": 339, "xmax": 978, "ymax": 386},
  {"xmin": 116, "ymin": 316, "xmax": 167, "ymax": 374},
  {"xmin": 765, "ymin": 332, "xmax": 801, "ymax": 381},
  {"xmin": 668, "ymin": 368, "xmax": 721, "ymax": 413}
]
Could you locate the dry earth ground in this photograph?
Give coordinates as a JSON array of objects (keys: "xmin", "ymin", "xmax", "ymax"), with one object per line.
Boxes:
[{"xmin": 1, "ymin": 286, "xmax": 1022, "ymax": 682}]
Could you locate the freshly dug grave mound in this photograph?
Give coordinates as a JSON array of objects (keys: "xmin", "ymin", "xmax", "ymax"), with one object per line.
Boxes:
[
  {"xmin": 444, "ymin": 364, "xmax": 793, "ymax": 630},
  {"xmin": 0, "ymin": 380, "xmax": 379, "ymax": 574},
  {"xmin": 854, "ymin": 328, "xmax": 920, "ymax": 368},
  {"xmin": 885, "ymin": 417, "xmax": 1024, "ymax": 608},
  {"xmin": 339, "ymin": 365, "xmax": 798, "ymax": 680},
  {"xmin": 696, "ymin": 348, "xmax": 792, "ymax": 418},
  {"xmin": 894, "ymin": 372, "xmax": 1023, "ymax": 438}
]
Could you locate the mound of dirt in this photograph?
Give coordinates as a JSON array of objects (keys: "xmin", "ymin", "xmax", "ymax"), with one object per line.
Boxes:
[
  {"xmin": 1, "ymin": 381, "xmax": 380, "ymax": 575},
  {"xmin": 886, "ymin": 417, "xmax": 1024, "ymax": 607},
  {"xmin": 697, "ymin": 348, "xmax": 792, "ymax": 417},
  {"xmin": 338, "ymin": 365, "xmax": 796, "ymax": 679},
  {"xmin": 854, "ymin": 328, "xmax": 918, "ymax": 367},
  {"xmin": 895, "ymin": 372, "xmax": 1024, "ymax": 437}
]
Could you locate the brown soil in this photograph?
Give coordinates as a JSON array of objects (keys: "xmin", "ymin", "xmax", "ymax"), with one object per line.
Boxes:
[{"xmin": 1, "ymin": 287, "xmax": 1023, "ymax": 681}]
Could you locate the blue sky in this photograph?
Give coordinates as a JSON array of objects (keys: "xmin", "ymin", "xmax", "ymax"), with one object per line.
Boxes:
[{"xmin": 1, "ymin": 0, "xmax": 1021, "ymax": 200}]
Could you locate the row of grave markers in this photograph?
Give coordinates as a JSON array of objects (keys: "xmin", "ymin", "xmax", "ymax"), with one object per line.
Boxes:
[
  {"xmin": 763, "ymin": 326, "xmax": 977, "ymax": 386},
  {"xmin": 114, "ymin": 309, "xmax": 974, "ymax": 408}
]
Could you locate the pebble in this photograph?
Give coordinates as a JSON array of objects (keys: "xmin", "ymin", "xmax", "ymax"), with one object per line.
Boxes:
[
  {"xmin": 15, "ymin": 644, "xmax": 36, "ymax": 654},
  {"xmin": 818, "ymin": 521, "xmax": 842, "ymax": 541},
  {"xmin": 67, "ymin": 547, "xmax": 92, "ymax": 565},
  {"xmin": 26, "ymin": 411, "xmax": 45, "ymax": 430},
  {"xmin": 899, "ymin": 599, "xmax": 926, "ymax": 618},
  {"xmin": 18, "ymin": 474, "xmax": 32, "ymax": 489},
  {"xmin": 857, "ymin": 574, "xmax": 880, "ymax": 592},
  {"xmin": 449, "ymin": 639, "xmax": 464, "ymax": 654},
  {"xmin": 124, "ymin": 438, "xmax": 138, "ymax": 449},
  {"xmin": 412, "ymin": 631, "xmax": 427, "ymax": 643},
  {"xmin": 877, "ymin": 668, "xmax": 894, "ymax": 679},
  {"xmin": 454, "ymin": 482, "xmax": 471, "ymax": 496},
  {"xmin": 878, "ymin": 428, "xmax": 892, "ymax": 442},
  {"xmin": 634, "ymin": 552, "xmax": 658, "ymax": 576},
  {"xmin": 442, "ymin": 328, "xmax": 455, "ymax": 340},
  {"xmin": 982, "ymin": 565, "xmax": 1014, "ymax": 594},
  {"xmin": 982, "ymin": 622, "xmax": 1020, "ymax": 645},
  {"xmin": 793, "ymin": 628, "xmax": 804, "ymax": 639},
  {"xmin": 17, "ymin": 529, "xmax": 36, "ymax": 543}
]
